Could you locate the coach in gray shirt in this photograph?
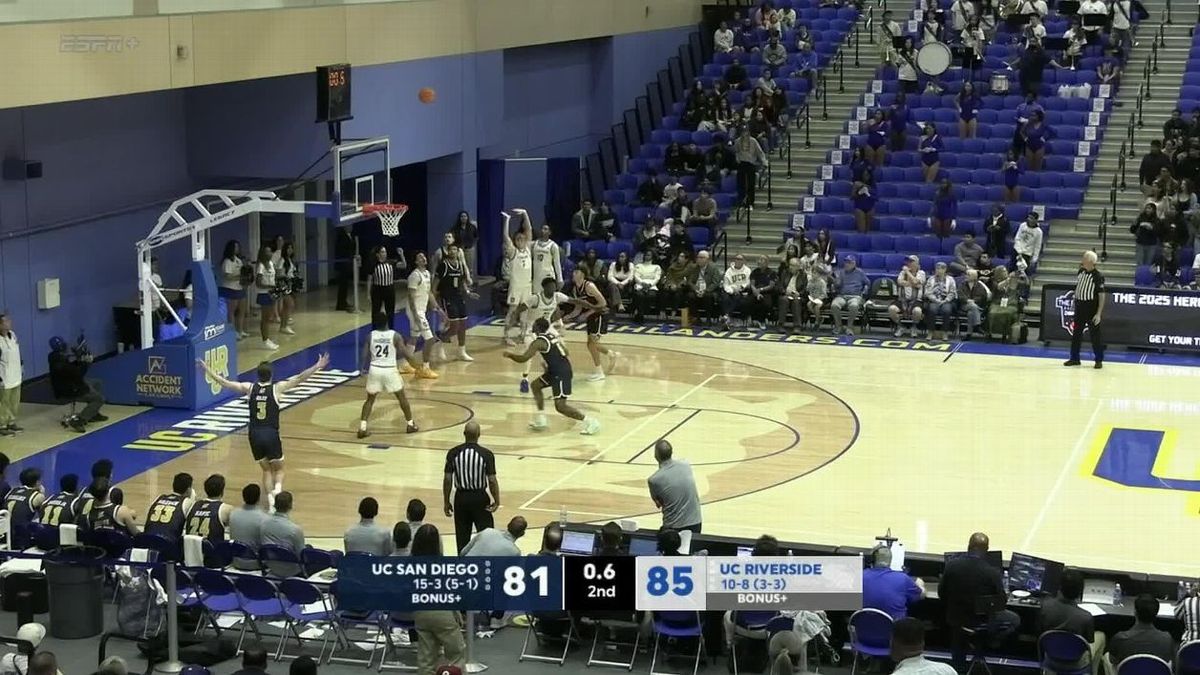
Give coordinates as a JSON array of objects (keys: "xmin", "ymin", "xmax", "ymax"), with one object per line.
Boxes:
[
  {"xmin": 344, "ymin": 497, "xmax": 394, "ymax": 556},
  {"xmin": 260, "ymin": 491, "xmax": 305, "ymax": 576},
  {"xmin": 462, "ymin": 516, "xmax": 527, "ymax": 557},
  {"xmin": 647, "ymin": 440, "xmax": 702, "ymax": 532},
  {"xmin": 229, "ymin": 483, "xmax": 269, "ymax": 570}
]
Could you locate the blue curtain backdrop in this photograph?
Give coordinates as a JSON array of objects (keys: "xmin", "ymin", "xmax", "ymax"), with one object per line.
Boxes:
[
  {"xmin": 544, "ymin": 157, "xmax": 581, "ymax": 241},
  {"xmin": 477, "ymin": 159, "xmax": 506, "ymax": 276}
]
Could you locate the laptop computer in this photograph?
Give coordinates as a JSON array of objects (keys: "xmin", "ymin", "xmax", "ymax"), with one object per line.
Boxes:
[{"xmin": 560, "ymin": 529, "xmax": 597, "ymax": 556}]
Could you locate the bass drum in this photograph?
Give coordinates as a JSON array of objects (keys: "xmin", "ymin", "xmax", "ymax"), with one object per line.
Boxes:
[{"xmin": 915, "ymin": 41, "xmax": 951, "ymax": 76}]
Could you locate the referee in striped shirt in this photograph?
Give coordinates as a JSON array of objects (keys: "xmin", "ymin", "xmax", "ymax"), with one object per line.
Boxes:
[
  {"xmin": 443, "ymin": 421, "xmax": 501, "ymax": 552},
  {"xmin": 368, "ymin": 246, "xmax": 406, "ymax": 328},
  {"xmin": 1065, "ymin": 250, "xmax": 1106, "ymax": 369}
]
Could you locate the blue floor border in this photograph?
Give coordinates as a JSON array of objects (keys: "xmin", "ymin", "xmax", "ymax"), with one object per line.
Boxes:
[{"xmin": 11, "ymin": 313, "xmax": 1200, "ymax": 489}]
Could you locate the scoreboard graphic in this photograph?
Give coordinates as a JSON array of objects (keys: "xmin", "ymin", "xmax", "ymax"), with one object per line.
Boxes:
[{"xmin": 336, "ymin": 555, "xmax": 862, "ymax": 612}]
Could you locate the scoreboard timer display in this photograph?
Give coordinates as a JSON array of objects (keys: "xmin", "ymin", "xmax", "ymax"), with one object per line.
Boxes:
[{"xmin": 336, "ymin": 555, "xmax": 861, "ymax": 612}]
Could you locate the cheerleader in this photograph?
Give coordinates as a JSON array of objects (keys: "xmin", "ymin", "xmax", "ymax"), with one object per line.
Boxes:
[
  {"xmin": 956, "ymin": 82, "xmax": 981, "ymax": 139},
  {"xmin": 276, "ymin": 241, "xmax": 298, "ymax": 335},
  {"xmin": 218, "ymin": 240, "xmax": 248, "ymax": 339},
  {"xmin": 254, "ymin": 245, "xmax": 279, "ymax": 351},
  {"xmin": 1003, "ymin": 150, "xmax": 1022, "ymax": 202},
  {"xmin": 852, "ymin": 171, "xmax": 877, "ymax": 233},
  {"xmin": 865, "ymin": 109, "xmax": 889, "ymax": 167}
]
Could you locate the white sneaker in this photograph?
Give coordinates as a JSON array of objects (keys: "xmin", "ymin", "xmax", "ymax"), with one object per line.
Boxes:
[
  {"xmin": 529, "ymin": 414, "xmax": 548, "ymax": 431},
  {"xmin": 606, "ymin": 350, "xmax": 621, "ymax": 372},
  {"xmin": 504, "ymin": 337, "xmax": 518, "ymax": 347},
  {"xmin": 280, "ymin": 326, "xmax": 296, "ymax": 335},
  {"xmin": 263, "ymin": 339, "xmax": 280, "ymax": 351},
  {"xmin": 587, "ymin": 371, "xmax": 606, "ymax": 382},
  {"xmin": 581, "ymin": 418, "xmax": 601, "ymax": 435},
  {"xmin": 458, "ymin": 349, "xmax": 474, "ymax": 362},
  {"xmin": 237, "ymin": 331, "xmax": 249, "ymax": 340}
]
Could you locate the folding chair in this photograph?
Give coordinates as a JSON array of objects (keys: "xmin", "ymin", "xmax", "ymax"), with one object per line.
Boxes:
[
  {"xmin": 377, "ymin": 614, "xmax": 418, "ymax": 672},
  {"xmin": 276, "ymin": 578, "xmax": 335, "ymax": 662},
  {"xmin": 519, "ymin": 611, "xmax": 576, "ymax": 665},
  {"xmin": 848, "ymin": 608, "xmax": 893, "ymax": 675},
  {"xmin": 259, "ymin": 544, "xmax": 304, "ymax": 579},
  {"xmin": 233, "ymin": 574, "xmax": 288, "ymax": 653},
  {"xmin": 1037, "ymin": 630, "xmax": 1092, "ymax": 675},
  {"xmin": 650, "ymin": 611, "xmax": 706, "ymax": 675},
  {"xmin": 1177, "ymin": 640, "xmax": 1200, "ymax": 675},
  {"xmin": 327, "ymin": 580, "xmax": 388, "ymax": 668},
  {"xmin": 193, "ymin": 569, "xmax": 241, "ymax": 637},
  {"xmin": 1115, "ymin": 654, "xmax": 1171, "ymax": 675},
  {"xmin": 730, "ymin": 611, "xmax": 777, "ymax": 675},
  {"xmin": 582, "ymin": 610, "xmax": 642, "ymax": 670}
]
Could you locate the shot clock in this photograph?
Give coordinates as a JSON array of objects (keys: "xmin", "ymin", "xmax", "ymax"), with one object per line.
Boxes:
[{"xmin": 316, "ymin": 63, "xmax": 353, "ymax": 123}]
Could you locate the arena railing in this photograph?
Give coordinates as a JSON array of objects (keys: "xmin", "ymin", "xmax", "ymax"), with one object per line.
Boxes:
[
  {"xmin": 713, "ymin": 229, "xmax": 731, "ymax": 268},
  {"xmin": 1099, "ymin": 207, "xmax": 1110, "ymax": 262}
]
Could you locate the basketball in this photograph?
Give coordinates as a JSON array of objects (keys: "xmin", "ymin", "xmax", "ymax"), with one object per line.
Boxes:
[{"xmin": 418, "ymin": 87, "xmax": 436, "ymax": 104}]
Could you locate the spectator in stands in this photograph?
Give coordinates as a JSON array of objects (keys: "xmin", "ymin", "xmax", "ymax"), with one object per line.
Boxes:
[
  {"xmin": 1097, "ymin": 60, "xmax": 1120, "ymax": 89},
  {"xmin": 830, "ymin": 255, "xmax": 869, "ymax": 336},
  {"xmin": 976, "ymin": 252, "xmax": 996, "ymax": 286},
  {"xmin": 1153, "ymin": 242, "xmax": 1181, "ymax": 287},
  {"xmin": 721, "ymin": 254, "xmax": 753, "ymax": 327},
  {"xmin": 540, "ymin": 524, "xmax": 563, "ymax": 555},
  {"xmin": 923, "ymin": 262, "xmax": 958, "ymax": 340},
  {"xmin": 1023, "ymin": 110, "xmax": 1049, "ymax": 172},
  {"xmin": 949, "ymin": 0, "xmax": 973, "ymax": 31},
  {"xmin": 792, "ymin": 42, "xmax": 818, "ymax": 88},
  {"xmin": 889, "ymin": 256, "xmax": 926, "ymax": 337},
  {"xmin": 636, "ymin": 219, "xmax": 666, "ymax": 261},
  {"xmin": 735, "ymin": 18, "xmax": 758, "ymax": 54},
  {"xmin": 577, "ymin": 248, "xmax": 603, "ymax": 281},
  {"xmin": 865, "ymin": 109, "xmax": 888, "ymax": 167},
  {"xmin": 763, "ymin": 35, "xmax": 787, "ymax": 69},
  {"xmin": 725, "ymin": 58, "xmax": 748, "ymax": 90},
  {"xmin": 879, "ymin": 11, "xmax": 902, "ymax": 62},
  {"xmin": 919, "ymin": 123, "xmax": 942, "ymax": 183},
  {"xmin": 895, "ymin": 38, "xmax": 919, "ymax": 94},
  {"xmin": 1063, "ymin": 18, "xmax": 1085, "ymax": 69},
  {"xmin": 702, "ymin": 134, "xmax": 736, "ymax": 183},
  {"xmin": 749, "ymin": 255, "xmax": 777, "ymax": 329},
  {"xmin": 392, "ymin": 522, "xmax": 412, "ymax": 555},
  {"xmin": 958, "ymin": 269, "xmax": 991, "ymax": 338},
  {"xmin": 941, "ymin": 533, "xmax": 1020, "ymax": 671},
  {"xmin": 598, "ymin": 522, "xmax": 625, "ymax": 555},
  {"xmin": 987, "ymin": 266, "xmax": 1027, "ymax": 338},
  {"xmin": 852, "ymin": 175, "xmax": 877, "ymax": 233},
  {"xmin": 794, "ymin": 24, "xmax": 814, "ymax": 52},
  {"xmin": 228, "ymin": 484, "xmax": 266, "ymax": 569},
  {"xmin": 690, "ymin": 188, "xmax": 719, "ymax": 237},
  {"xmin": 930, "ymin": 180, "xmax": 958, "ymax": 239},
  {"xmin": 1014, "ymin": 213, "xmax": 1044, "ymax": 271},
  {"xmin": 261, "ymin": 491, "xmax": 305, "ymax": 566},
  {"xmin": 462, "ymin": 516, "xmax": 526, "ymax": 556},
  {"xmin": 662, "ymin": 251, "xmax": 693, "ymax": 316},
  {"xmin": 1001, "ymin": 150, "xmax": 1022, "ymax": 203},
  {"xmin": 344, "ymin": 497, "xmax": 393, "ymax": 556},
  {"xmin": 1108, "ymin": 594, "xmax": 1175, "ymax": 666},
  {"xmin": 637, "ymin": 170, "xmax": 665, "ymax": 207},
  {"xmin": 715, "ymin": 21, "xmax": 735, "ymax": 53},
  {"xmin": 1012, "ymin": 93, "xmax": 1043, "ymax": 157},
  {"xmin": 748, "ymin": 107, "xmax": 775, "ymax": 149},
  {"xmin": 668, "ymin": 188, "xmax": 692, "ymax": 224},
  {"xmin": 410, "ymin": 524, "xmax": 466, "ymax": 675},
  {"xmin": 607, "ymin": 251, "xmax": 633, "ymax": 312},
  {"xmin": 1012, "ymin": 42, "xmax": 1060, "ymax": 98},
  {"xmin": 735, "ymin": 128, "xmax": 768, "ymax": 210},
  {"xmin": 815, "ymin": 228, "xmax": 837, "ymax": 265},
  {"xmin": 777, "ymin": 238, "xmax": 803, "ymax": 273},
  {"xmin": 776, "ymin": 257, "xmax": 806, "ymax": 331},
  {"xmin": 889, "ymin": 93, "xmax": 912, "ymax": 153},
  {"xmin": 632, "ymin": 252, "xmax": 662, "ymax": 322},
  {"xmin": 962, "ymin": 18, "xmax": 985, "ymax": 73},
  {"xmin": 806, "ymin": 257, "xmax": 831, "ymax": 329},
  {"xmin": 951, "ymin": 232, "xmax": 984, "ymax": 274},
  {"xmin": 1039, "ymin": 568, "xmax": 1106, "ymax": 673},
  {"xmin": 597, "ymin": 202, "xmax": 619, "ymax": 241},
  {"xmin": 667, "ymin": 219, "xmax": 695, "ymax": 261},
  {"xmin": 863, "ymin": 546, "xmax": 925, "ymax": 619},
  {"xmin": 985, "ymin": 205, "xmax": 1011, "ymax": 256},
  {"xmin": 1173, "ymin": 178, "xmax": 1197, "ymax": 237},
  {"xmin": 1079, "ymin": 0, "xmax": 1106, "ymax": 42},
  {"xmin": 687, "ymin": 250, "xmax": 723, "ymax": 323},
  {"xmin": 892, "ymin": 618, "xmax": 956, "ymax": 675},
  {"xmin": 1140, "ymin": 141, "xmax": 1173, "ymax": 196},
  {"xmin": 662, "ymin": 174, "xmax": 684, "ymax": 206},
  {"xmin": 1022, "ymin": 14, "xmax": 1047, "ymax": 45},
  {"xmin": 1165, "ymin": 109, "xmax": 1189, "ymax": 142},
  {"xmin": 1131, "ymin": 203, "xmax": 1162, "ymax": 267},
  {"xmin": 664, "ymin": 143, "xmax": 686, "ymax": 177}
]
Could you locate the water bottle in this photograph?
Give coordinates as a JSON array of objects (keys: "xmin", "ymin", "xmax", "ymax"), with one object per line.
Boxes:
[
  {"xmin": 1003, "ymin": 570, "xmax": 1010, "ymax": 595},
  {"xmin": 558, "ymin": 506, "xmax": 568, "ymax": 527},
  {"xmin": 1112, "ymin": 582, "xmax": 1122, "ymax": 606}
]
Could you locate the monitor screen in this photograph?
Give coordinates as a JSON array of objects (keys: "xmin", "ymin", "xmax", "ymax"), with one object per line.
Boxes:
[
  {"xmin": 1008, "ymin": 552, "xmax": 1065, "ymax": 596},
  {"xmin": 628, "ymin": 536, "xmax": 658, "ymax": 556},
  {"xmin": 561, "ymin": 530, "xmax": 596, "ymax": 556},
  {"xmin": 737, "ymin": 546, "xmax": 754, "ymax": 557}
]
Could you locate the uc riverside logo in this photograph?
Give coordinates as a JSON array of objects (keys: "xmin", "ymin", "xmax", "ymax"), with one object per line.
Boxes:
[{"xmin": 203, "ymin": 345, "xmax": 230, "ymax": 396}]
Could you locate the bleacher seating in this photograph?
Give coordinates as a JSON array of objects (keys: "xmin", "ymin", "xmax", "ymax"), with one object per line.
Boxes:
[
  {"xmin": 785, "ymin": 0, "xmax": 1129, "ymax": 283},
  {"xmin": 587, "ymin": 0, "xmax": 861, "ymax": 262}
]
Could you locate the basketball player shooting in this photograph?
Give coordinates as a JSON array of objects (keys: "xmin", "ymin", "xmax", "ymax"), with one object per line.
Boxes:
[
  {"xmin": 517, "ymin": 276, "xmax": 570, "ymax": 392},
  {"xmin": 197, "ymin": 352, "xmax": 330, "ymax": 510},
  {"xmin": 501, "ymin": 209, "xmax": 534, "ymax": 346},
  {"xmin": 564, "ymin": 267, "xmax": 618, "ymax": 381},
  {"xmin": 359, "ymin": 312, "xmax": 422, "ymax": 437},
  {"xmin": 504, "ymin": 317, "xmax": 600, "ymax": 434},
  {"xmin": 403, "ymin": 251, "xmax": 441, "ymax": 379}
]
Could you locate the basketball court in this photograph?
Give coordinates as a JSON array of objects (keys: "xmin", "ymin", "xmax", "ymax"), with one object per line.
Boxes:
[{"xmin": 106, "ymin": 310, "xmax": 1200, "ymax": 578}]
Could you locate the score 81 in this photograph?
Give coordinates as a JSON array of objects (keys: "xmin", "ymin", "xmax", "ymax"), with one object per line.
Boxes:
[
  {"xmin": 502, "ymin": 565, "xmax": 549, "ymax": 597},
  {"xmin": 492, "ymin": 558, "xmax": 563, "ymax": 612},
  {"xmin": 636, "ymin": 557, "xmax": 707, "ymax": 611}
]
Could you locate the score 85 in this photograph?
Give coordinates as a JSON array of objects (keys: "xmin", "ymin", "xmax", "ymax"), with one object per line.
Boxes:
[{"xmin": 636, "ymin": 557, "xmax": 707, "ymax": 611}]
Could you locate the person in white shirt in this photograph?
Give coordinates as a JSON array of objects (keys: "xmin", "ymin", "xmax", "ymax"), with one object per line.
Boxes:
[
  {"xmin": 632, "ymin": 252, "xmax": 663, "ymax": 322},
  {"xmin": 515, "ymin": 277, "xmax": 571, "ymax": 388},
  {"xmin": 949, "ymin": 0, "xmax": 974, "ymax": 32},
  {"xmin": 1110, "ymin": 0, "xmax": 1133, "ymax": 56},
  {"xmin": 923, "ymin": 261, "xmax": 958, "ymax": 340},
  {"xmin": 501, "ymin": 209, "xmax": 535, "ymax": 346},
  {"xmin": 1079, "ymin": 0, "xmax": 1107, "ymax": 40},
  {"xmin": 404, "ymin": 251, "xmax": 441, "ymax": 380},
  {"xmin": 1013, "ymin": 213, "xmax": 1045, "ymax": 270},
  {"xmin": 720, "ymin": 254, "xmax": 753, "ymax": 326},
  {"xmin": 779, "ymin": 6, "xmax": 798, "ymax": 29},
  {"xmin": 0, "ymin": 313, "xmax": 21, "ymax": 436},
  {"xmin": 358, "ymin": 313, "xmax": 420, "ymax": 437},
  {"xmin": 217, "ymin": 239, "xmax": 249, "ymax": 339},
  {"xmin": 275, "ymin": 241, "xmax": 298, "ymax": 336},
  {"xmin": 892, "ymin": 618, "xmax": 957, "ymax": 675},
  {"xmin": 606, "ymin": 251, "xmax": 635, "ymax": 312},
  {"xmin": 531, "ymin": 223, "xmax": 563, "ymax": 287},
  {"xmin": 888, "ymin": 256, "xmax": 927, "ymax": 337},
  {"xmin": 254, "ymin": 245, "xmax": 280, "ymax": 351},
  {"xmin": 715, "ymin": 21, "xmax": 736, "ymax": 53},
  {"xmin": 1025, "ymin": 14, "xmax": 1047, "ymax": 44},
  {"xmin": 661, "ymin": 177, "xmax": 684, "ymax": 206}
]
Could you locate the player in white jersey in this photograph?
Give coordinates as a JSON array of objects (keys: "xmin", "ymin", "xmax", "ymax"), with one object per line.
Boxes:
[
  {"xmin": 531, "ymin": 223, "xmax": 563, "ymax": 287},
  {"xmin": 403, "ymin": 251, "xmax": 440, "ymax": 379},
  {"xmin": 358, "ymin": 313, "xmax": 421, "ymax": 438},
  {"xmin": 501, "ymin": 209, "xmax": 535, "ymax": 345},
  {"xmin": 517, "ymin": 277, "xmax": 570, "ymax": 391}
]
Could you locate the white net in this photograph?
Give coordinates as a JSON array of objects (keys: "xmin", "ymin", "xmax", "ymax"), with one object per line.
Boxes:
[{"xmin": 371, "ymin": 205, "xmax": 408, "ymax": 236}]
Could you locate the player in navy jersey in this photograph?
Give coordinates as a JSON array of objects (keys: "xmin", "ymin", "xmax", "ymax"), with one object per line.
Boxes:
[
  {"xmin": 186, "ymin": 474, "xmax": 232, "ymax": 543},
  {"xmin": 199, "ymin": 352, "xmax": 329, "ymax": 511},
  {"xmin": 504, "ymin": 318, "xmax": 600, "ymax": 434},
  {"xmin": 38, "ymin": 473, "xmax": 85, "ymax": 527},
  {"xmin": 6, "ymin": 468, "xmax": 45, "ymax": 548},
  {"xmin": 86, "ymin": 477, "xmax": 139, "ymax": 536},
  {"xmin": 145, "ymin": 473, "xmax": 194, "ymax": 542}
]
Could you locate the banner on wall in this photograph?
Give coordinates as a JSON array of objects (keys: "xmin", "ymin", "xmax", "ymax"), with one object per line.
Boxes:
[
  {"xmin": 93, "ymin": 261, "xmax": 238, "ymax": 409},
  {"xmin": 1039, "ymin": 284, "xmax": 1200, "ymax": 351}
]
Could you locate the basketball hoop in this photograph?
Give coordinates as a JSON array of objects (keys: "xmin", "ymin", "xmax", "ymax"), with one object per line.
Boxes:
[{"xmin": 363, "ymin": 203, "xmax": 409, "ymax": 236}]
